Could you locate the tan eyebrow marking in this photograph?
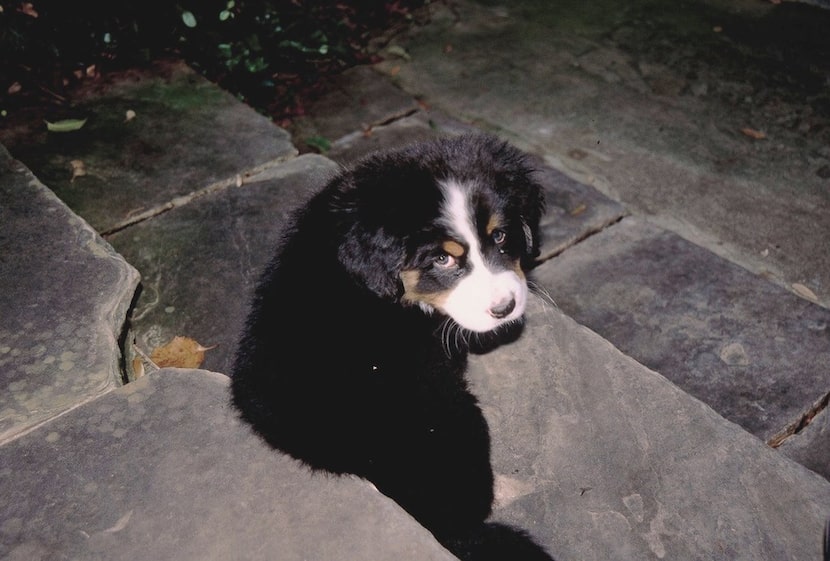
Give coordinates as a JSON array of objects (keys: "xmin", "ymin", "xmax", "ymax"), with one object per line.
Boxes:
[
  {"xmin": 442, "ymin": 240, "xmax": 465, "ymax": 258},
  {"xmin": 486, "ymin": 214, "xmax": 502, "ymax": 235},
  {"xmin": 400, "ymin": 270, "xmax": 421, "ymax": 297}
]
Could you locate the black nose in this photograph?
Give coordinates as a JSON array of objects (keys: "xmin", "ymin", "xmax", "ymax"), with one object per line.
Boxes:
[{"xmin": 488, "ymin": 298, "xmax": 516, "ymax": 319}]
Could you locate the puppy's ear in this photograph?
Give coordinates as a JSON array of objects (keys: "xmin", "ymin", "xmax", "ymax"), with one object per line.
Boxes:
[
  {"xmin": 480, "ymin": 134, "xmax": 546, "ymax": 267},
  {"xmin": 337, "ymin": 224, "xmax": 405, "ymax": 299},
  {"xmin": 330, "ymin": 169, "xmax": 408, "ymax": 299},
  {"xmin": 520, "ymin": 179, "xmax": 546, "ymax": 266}
]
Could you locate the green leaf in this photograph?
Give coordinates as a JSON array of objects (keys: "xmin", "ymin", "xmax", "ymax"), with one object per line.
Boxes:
[
  {"xmin": 305, "ymin": 136, "xmax": 331, "ymax": 153},
  {"xmin": 386, "ymin": 45, "xmax": 411, "ymax": 61},
  {"xmin": 245, "ymin": 56, "xmax": 267, "ymax": 73},
  {"xmin": 182, "ymin": 11, "xmax": 197, "ymax": 28},
  {"xmin": 45, "ymin": 118, "xmax": 88, "ymax": 132},
  {"xmin": 219, "ymin": 10, "xmax": 231, "ymax": 21}
]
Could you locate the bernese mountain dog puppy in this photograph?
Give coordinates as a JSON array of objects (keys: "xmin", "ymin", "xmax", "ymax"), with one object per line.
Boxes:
[{"xmin": 231, "ymin": 134, "xmax": 554, "ymax": 561}]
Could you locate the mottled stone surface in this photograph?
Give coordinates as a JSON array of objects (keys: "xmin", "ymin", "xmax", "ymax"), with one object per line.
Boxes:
[
  {"xmin": 290, "ymin": 65, "xmax": 419, "ymax": 151},
  {"xmin": 108, "ymin": 154, "xmax": 338, "ymax": 375},
  {"xmin": 325, "ymin": 110, "xmax": 476, "ymax": 164},
  {"xmin": 531, "ymin": 159, "xmax": 627, "ymax": 261},
  {"xmin": 532, "ymin": 217, "xmax": 830, "ymax": 447},
  {"xmin": 0, "ymin": 61, "xmax": 296, "ymax": 233},
  {"xmin": 472, "ymin": 299, "xmax": 830, "ymax": 561},
  {"xmin": 0, "ymin": 145, "xmax": 139, "ymax": 443},
  {"xmin": 0, "ymin": 368, "xmax": 457, "ymax": 561}
]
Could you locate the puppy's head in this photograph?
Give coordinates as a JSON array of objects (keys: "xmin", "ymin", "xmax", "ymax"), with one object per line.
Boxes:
[{"xmin": 334, "ymin": 134, "xmax": 545, "ymax": 333}]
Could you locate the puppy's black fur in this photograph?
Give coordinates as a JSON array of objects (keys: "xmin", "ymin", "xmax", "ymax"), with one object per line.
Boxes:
[{"xmin": 231, "ymin": 134, "xmax": 554, "ymax": 561}]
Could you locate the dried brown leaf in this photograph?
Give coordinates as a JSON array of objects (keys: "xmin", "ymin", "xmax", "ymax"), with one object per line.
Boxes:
[
  {"xmin": 150, "ymin": 336, "xmax": 215, "ymax": 369},
  {"xmin": 570, "ymin": 203, "xmax": 588, "ymax": 217},
  {"xmin": 18, "ymin": 2, "xmax": 38, "ymax": 17},
  {"xmin": 792, "ymin": 283, "xmax": 818, "ymax": 302},
  {"xmin": 131, "ymin": 357, "xmax": 145, "ymax": 379},
  {"xmin": 69, "ymin": 160, "xmax": 87, "ymax": 182},
  {"xmin": 740, "ymin": 127, "xmax": 766, "ymax": 140}
]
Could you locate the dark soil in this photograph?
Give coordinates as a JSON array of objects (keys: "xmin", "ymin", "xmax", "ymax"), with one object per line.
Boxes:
[{"xmin": 0, "ymin": 0, "xmax": 429, "ymax": 127}]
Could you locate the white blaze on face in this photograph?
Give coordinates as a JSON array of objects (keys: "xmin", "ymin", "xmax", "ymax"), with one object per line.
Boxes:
[{"xmin": 439, "ymin": 181, "xmax": 528, "ymax": 332}]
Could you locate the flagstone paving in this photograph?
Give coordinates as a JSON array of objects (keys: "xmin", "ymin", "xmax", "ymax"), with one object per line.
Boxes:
[{"xmin": 1, "ymin": 1, "xmax": 829, "ymax": 559}]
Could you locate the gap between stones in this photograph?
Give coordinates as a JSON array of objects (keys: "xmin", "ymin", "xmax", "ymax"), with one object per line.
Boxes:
[
  {"xmin": 769, "ymin": 390, "xmax": 830, "ymax": 448},
  {"xmin": 536, "ymin": 215, "xmax": 627, "ymax": 265},
  {"xmin": 100, "ymin": 154, "xmax": 298, "ymax": 239}
]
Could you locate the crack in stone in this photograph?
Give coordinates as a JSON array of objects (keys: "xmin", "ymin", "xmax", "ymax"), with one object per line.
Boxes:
[
  {"xmin": 768, "ymin": 390, "xmax": 830, "ymax": 448},
  {"xmin": 116, "ymin": 286, "xmax": 143, "ymax": 385},
  {"xmin": 100, "ymin": 155, "xmax": 297, "ymax": 238},
  {"xmin": 536, "ymin": 214, "xmax": 627, "ymax": 264},
  {"xmin": 368, "ymin": 107, "xmax": 420, "ymax": 129}
]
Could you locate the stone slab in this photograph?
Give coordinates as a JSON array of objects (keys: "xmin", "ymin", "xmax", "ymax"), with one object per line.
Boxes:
[
  {"xmin": 107, "ymin": 154, "xmax": 339, "ymax": 376},
  {"xmin": 531, "ymin": 217, "xmax": 830, "ymax": 450},
  {"xmin": 473, "ymin": 298, "xmax": 830, "ymax": 561},
  {"xmin": 0, "ymin": 368, "xmax": 457, "ymax": 561},
  {"xmin": 0, "ymin": 145, "xmax": 140, "ymax": 444},
  {"xmin": 376, "ymin": 0, "xmax": 830, "ymax": 306},
  {"xmin": 531, "ymin": 158, "xmax": 627, "ymax": 261},
  {"xmin": 0, "ymin": 61, "xmax": 296, "ymax": 234},
  {"xmin": 290, "ymin": 65, "xmax": 420, "ymax": 152},
  {"xmin": 325, "ymin": 109, "xmax": 477, "ymax": 164}
]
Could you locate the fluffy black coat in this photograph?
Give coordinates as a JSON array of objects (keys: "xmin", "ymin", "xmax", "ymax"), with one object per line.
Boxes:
[{"xmin": 231, "ymin": 134, "xmax": 554, "ymax": 561}]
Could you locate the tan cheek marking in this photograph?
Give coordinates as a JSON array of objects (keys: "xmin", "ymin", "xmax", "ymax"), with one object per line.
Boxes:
[
  {"xmin": 442, "ymin": 240, "xmax": 465, "ymax": 258},
  {"xmin": 512, "ymin": 259, "xmax": 526, "ymax": 279},
  {"xmin": 400, "ymin": 270, "xmax": 421, "ymax": 296},
  {"xmin": 486, "ymin": 214, "xmax": 503, "ymax": 236},
  {"xmin": 400, "ymin": 269, "xmax": 451, "ymax": 309}
]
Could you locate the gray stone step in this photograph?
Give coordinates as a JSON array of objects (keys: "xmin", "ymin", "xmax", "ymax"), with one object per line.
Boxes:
[
  {"xmin": 0, "ymin": 61, "xmax": 296, "ymax": 234},
  {"xmin": 289, "ymin": 65, "xmax": 420, "ymax": 152},
  {"xmin": 476, "ymin": 298, "xmax": 830, "ymax": 561},
  {"xmin": 0, "ymin": 145, "xmax": 139, "ymax": 444},
  {"xmin": 0, "ymin": 368, "xmax": 457, "ymax": 561},
  {"xmin": 532, "ymin": 217, "xmax": 830, "ymax": 478}
]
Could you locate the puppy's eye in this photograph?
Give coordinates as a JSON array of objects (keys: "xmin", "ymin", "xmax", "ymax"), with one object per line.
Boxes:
[
  {"xmin": 492, "ymin": 229, "xmax": 507, "ymax": 245},
  {"xmin": 434, "ymin": 253, "xmax": 457, "ymax": 269}
]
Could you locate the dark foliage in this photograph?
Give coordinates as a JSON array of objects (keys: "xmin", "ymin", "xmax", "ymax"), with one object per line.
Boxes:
[{"xmin": 0, "ymin": 0, "xmax": 427, "ymax": 121}]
